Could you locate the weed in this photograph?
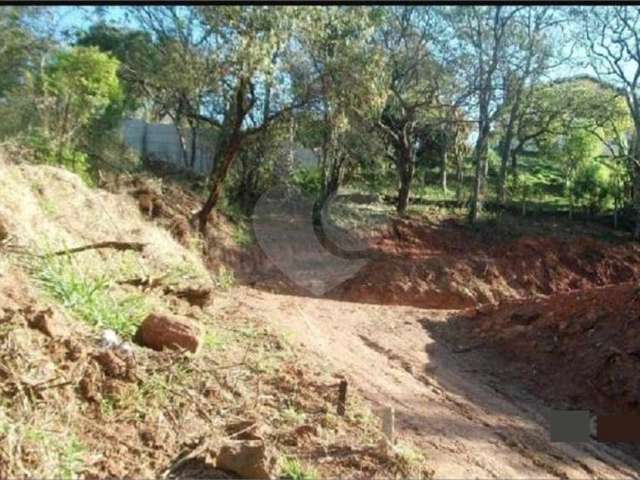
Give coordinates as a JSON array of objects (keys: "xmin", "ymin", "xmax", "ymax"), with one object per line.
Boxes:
[
  {"xmin": 213, "ymin": 265, "xmax": 236, "ymax": 290},
  {"xmin": 165, "ymin": 261, "xmax": 208, "ymax": 285},
  {"xmin": 280, "ymin": 406, "xmax": 306, "ymax": 426},
  {"xmin": 57, "ymin": 437, "xmax": 86, "ymax": 480},
  {"xmin": 231, "ymin": 223, "xmax": 253, "ymax": 248},
  {"xmin": 1, "ymin": 416, "xmax": 86, "ymax": 480},
  {"xmin": 99, "ymin": 398, "xmax": 116, "ymax": 419},
  {"xmin": 40, "ymin": 197, "xmax": 59, "ymax": 217},
  {"xmin": 31, "ymin": 253, "xmax": 150, "ymax": 338},
  {"xmin": 279, "ymin": 456, "xmax": 319, "ymax": 480},
  {"xmin": 202, "ymin": 329, "xmax": 225, "ymax": 351},
  {"xmin": 393, "ymin": 441, "xmax": 429, "ymax": 478}
]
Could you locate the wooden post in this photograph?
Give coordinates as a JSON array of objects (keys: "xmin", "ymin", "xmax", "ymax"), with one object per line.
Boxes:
[
  {"xmin": 382, "ymin": 406, "xmax": 395, "ymax": 444},
  {"xmin": 337, "ymin": 379, "xmax": 347, "ymax": 416}
]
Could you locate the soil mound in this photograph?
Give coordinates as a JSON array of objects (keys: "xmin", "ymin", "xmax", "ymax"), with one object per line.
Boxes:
[
  {"xmin": 330, "ymin": 219, "xmax": 640, "ymax": 309},
  {"xmin": 466, "ymin": 282, "xmax": 640, "ymax": 415}
]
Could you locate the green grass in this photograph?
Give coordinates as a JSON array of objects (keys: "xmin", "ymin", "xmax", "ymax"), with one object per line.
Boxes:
[
  {"xmin": 231, "ymin": 223, "xmax": 254, "ymax": 248},
  {"xmin": 1, "ymin": 414, "xmax": 86, "ymax": 480},
  {"xmin": 280, "ymin": 406, "xmax": 306, "ymax": 426},
  {"xmin": 56, "ymin": 436, "xmax": 86, "ymax": 480},
  {"xmin": 202, "ymin": 328, "xmax": 225, "ymax": 351},
  {"xmin": 31, "ymin": 253, "xmax": 150, "ymax": 338},
  {"xmin": 213, "ymin": 265, "xmax": 236, "ymax": 290},
  {"xmin": 392, "ymin": 441, "xmax": 429, "ymax": 478},
  {"xmin": 279, "ymin": 457, "xmax": 319, "ymax": 480}
]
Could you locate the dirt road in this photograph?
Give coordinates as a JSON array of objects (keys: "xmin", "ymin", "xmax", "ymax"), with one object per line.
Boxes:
[{"xmin": 237, "ymin": 286, "xmax": 640, "ymax": 479}]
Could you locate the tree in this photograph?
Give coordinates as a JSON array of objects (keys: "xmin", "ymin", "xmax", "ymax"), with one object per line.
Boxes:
[
  {"xmin": 296, "ymin": 6, "xmax": 387, "ymax": 221},
  {"xmin": 130, "ymin": 6, "xmax": 314, "ymax": 232},
  {"xmin": 374, "ymin": 7, "xmax": 445, "ymax": 215},
  {"xmin": 495, "ymin": 6, "xmax": 561, "ymax": 205},
  {"xmin": 0, "ymin": 7, "xmax": 51, "ymax": 99},
  {"xmin": 37, "ymin": 46, "xmax": 123, "ymax": 162},
  {"xmin": 441, "ymin": 6, "xmax": 525, "ymax": 223},
  {"xmin": 578, "ymin": 6, "xmax": 640, "ymax": 238},
  {"xmin": 75, "ymin": 22, "xmax": 155, "ymax": 114}
]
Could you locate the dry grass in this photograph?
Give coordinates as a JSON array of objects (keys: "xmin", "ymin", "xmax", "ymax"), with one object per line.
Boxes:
[{"xmin": 0, "ymin": 155, "xmax": 432, "ymax": 479}]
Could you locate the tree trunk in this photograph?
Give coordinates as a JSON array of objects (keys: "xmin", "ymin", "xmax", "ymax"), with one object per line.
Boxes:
[
  {"xmin": 196, "ymin": 137, "xmax": 242, "ymax": 233},
  {"xmin": 469, "ymin": 124, "xmax": 489, "ymax": 224},
  {"xmin": 510, "ymin": 149, "xmax": 518, "ymax": 177},
  {"xmin": 397, "ymin": 148, "xmax": 415, "ymax": 216},
  {"xmin": 174, "ymin": 115, "xmax": 189, "ymax": 168},
  {"xmin": 498, "ymin": 131, "xmax": 513, "ymax": 205},
  {"xmin": 441, "ymin": 149, "xmax": 448, "ymax": 193},
  {"xmin": 456, "ymin": 155, "xmax": 464, "ymax": 204},
  {"xmin": 195, "ymin": 78, "xmax": 250, "ymax": 233},
  {"xmin": 189, "ymin": 122, "xmax": 197, "ymax": 168},
  {"xmin": 633, "ymin": 162, "xmax": 640, "ymax": 241}
]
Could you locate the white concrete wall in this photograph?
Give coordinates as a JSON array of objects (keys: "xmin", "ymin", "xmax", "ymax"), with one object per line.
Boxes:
[
  {"xmin": 120, "ymin": 118, "xmax": 216, "ymax": 175},
  {"xmin": 120, "ymin": 118, "xmax": 320, "ymax": 175}
]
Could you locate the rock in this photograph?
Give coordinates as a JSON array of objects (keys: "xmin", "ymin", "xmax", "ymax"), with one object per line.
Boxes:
[
  {"xmin": 215, "ymin": 440, "xmax": 272, "ymax": 480},
  {"xmin": 28, "ymin": 307, "xmax": 67, "ymax": 338},
  {"xmin": 95, "ymin": 350, "xmax": 135, "ymax": 380},
  {"xmin": 136, "ymin": 312, "xmax": 201, "ymax": 353}
]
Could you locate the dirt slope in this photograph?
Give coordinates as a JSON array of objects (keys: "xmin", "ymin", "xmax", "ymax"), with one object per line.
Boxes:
[
  {"xmin": 455, "ymin": 282, "xmax": 640, "ymax": 417},
  {"xmin": 241, "ymin": 287, "xmax": 640, "ymax": 479},
  {"xmin": 0, "ymin": 157, "xmax": 429, "ymax": 479},
  {"xmin": 330, "ymin": 219, "xmax": 640, "ymax": 309}
]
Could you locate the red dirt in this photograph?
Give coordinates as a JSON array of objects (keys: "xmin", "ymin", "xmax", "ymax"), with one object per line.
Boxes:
[
  {"xmin": 460, "ymin": 282, "xmax": 640, "ymax": 417},
  {"xmin": 330, "ymin": 219, "xmax": 640, "ymax": 309}
]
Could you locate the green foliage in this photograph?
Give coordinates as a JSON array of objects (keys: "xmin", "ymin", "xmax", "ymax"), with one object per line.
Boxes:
[
  {"xmin": 75, "ymin": 23, "xmax": 154, "ymax": 113},
  {"xmin": 2, "ymin": 45, "xmax": 127, "ymax": 183},
  {"xmin": 279, "ymin": 457, "xmax": 319, "ymax": 480},
  {"xmin": 213, "ymin": 265, "xmax": 236, "ymax": 291},
  {"xmin": 41, "ymin": 46, "xmax": 123, "ymax": 141},
  {"xmin": 32, "ymin": 253, "xmax": 150, "ymax": 338},
  {"xmin": 24, "ymin": 133, "xmax": 93, "ymax": 185},
  {"xmin": 290, "ymin": 167, "xmax": 323, "ymax": 198},
  {"xmin": 569, "ymin": 160, "xmax": 614, "ymax": 213}
]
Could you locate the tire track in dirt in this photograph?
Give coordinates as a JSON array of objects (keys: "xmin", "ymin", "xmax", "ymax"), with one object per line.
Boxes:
[{"xmin": 237, "ymin": 287, "xmax": 640, "ymax": 479}]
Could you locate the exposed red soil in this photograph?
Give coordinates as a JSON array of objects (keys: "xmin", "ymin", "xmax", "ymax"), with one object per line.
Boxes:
[
  {"xmin": 457, "ymin": 282, "xmax": 640, "ymax": 417},
  {"xmin": 330, "ymin": 219, "xmax": 640, "ymax": 309}
]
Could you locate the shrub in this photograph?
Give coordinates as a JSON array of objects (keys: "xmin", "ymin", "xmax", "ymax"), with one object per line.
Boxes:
[{"xmin": 290, "ymin": 167, "xmax": 323, "ymax": 198}]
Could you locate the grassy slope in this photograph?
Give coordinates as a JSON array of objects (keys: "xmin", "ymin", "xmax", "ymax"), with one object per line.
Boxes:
[{"xmin": 0, "ymin": 156, "xmax": 430, "ymax": 479}]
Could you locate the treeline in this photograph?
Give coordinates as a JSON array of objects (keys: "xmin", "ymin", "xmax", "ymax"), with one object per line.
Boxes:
[{"xmin": 1, "ymin": 6, "xmax": 640, "ymax": 236}]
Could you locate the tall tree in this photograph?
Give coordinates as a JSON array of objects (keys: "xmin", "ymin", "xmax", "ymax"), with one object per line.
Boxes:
[
  {"xmin": 130, "ymin": 6, "xmax": 314, "ymax": 232},
  {"xmin": 441, "ymin": 6, "xmax": 524, "ymax": 223},
  {"xmin": 578, "ymin": 6, "xmax": 640, "ymax": 238},
  {"xmin": 495, "ymin": 6, "xmax": 561, "ymax": 205},
  {"xmin": 375, "ymin": 7, "xmax": 444, "ymax": 215},
  {"xmin": 297, "ymin": 6, "xmax": 387, "ymax": 220}
]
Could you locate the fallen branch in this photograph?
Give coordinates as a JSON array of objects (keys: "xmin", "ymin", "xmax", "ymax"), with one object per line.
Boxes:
[
  {"xmin": 45, "ymin": 241, "xmax": 146, "ymax": 257},
  {"xmin": 452, "ymin": 342, "xmax": 485, "ymax": 354},
  {"xmin": 118, "ymin": 275, "xmax": 166, "ymax": 289}
]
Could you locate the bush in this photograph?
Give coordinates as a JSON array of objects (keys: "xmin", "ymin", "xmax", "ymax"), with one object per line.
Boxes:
[
  {"xmin": 3, "ymin": 46, "xmax": 126, "ymax": 184},
  {"xmin": 24, "ymin": 133, "xmax": 93, "ymax": 184},
  {"xmin": 569, "ymin": 161, "xmax": 613, "ymax": 214},
  {"xmin": 290, "ymin": 167, "xmax": 323, "ymax": 198}
]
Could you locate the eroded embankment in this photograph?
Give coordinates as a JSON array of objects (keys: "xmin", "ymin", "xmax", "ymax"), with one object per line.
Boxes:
[
  {"xmin": 451, "ymin": 282, "xmax": 640, "ymax": 417},
  {"xmin": 329, "ymin": 219, "xmax": 640, "ymax": 309}
]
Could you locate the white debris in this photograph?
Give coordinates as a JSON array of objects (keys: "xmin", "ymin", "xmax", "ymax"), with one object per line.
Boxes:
[{"xmin": 100, "ymin": 329, "xmax": 122, "ymax": 348}]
